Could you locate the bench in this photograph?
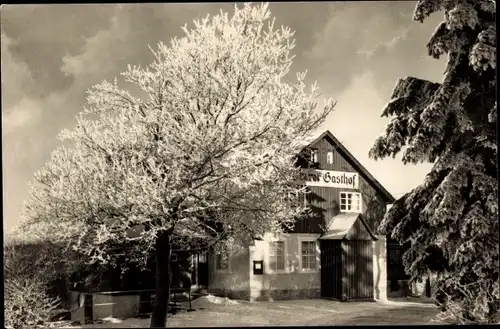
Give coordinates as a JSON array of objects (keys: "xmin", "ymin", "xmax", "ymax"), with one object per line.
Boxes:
[
  {"xmin": 141, "ymin": 286, "xmax": 193, "ymax": 317},
  {"xmin": 169, "ymin": 287, "xmax": 193, "ymax": 310}
]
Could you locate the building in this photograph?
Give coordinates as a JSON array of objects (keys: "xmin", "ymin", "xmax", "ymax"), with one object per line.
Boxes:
[
  {"xmin": 69, "ymin": 130, "xmax": 426, "ymax": 322},
  {"xmin": 197, "ymin": 130, "xmax": 396, "ymax": 301}
]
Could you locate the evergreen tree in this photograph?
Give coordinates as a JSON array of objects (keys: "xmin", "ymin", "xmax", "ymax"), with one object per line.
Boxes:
[{"xmin": 369, "ymin": 0, "xmax": 497, "ymax": 324}]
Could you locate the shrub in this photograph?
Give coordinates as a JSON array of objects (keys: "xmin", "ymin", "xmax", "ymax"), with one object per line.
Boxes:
[
  {"xmin": 3, "ymin": 238, "xmax": 87, "ymax": 326},
  {"xmin": 4, "ymin": 239, "xmax": 84, "ymax": 309},
  {"xmin": 4, "ymin": 277, "xmax": 61, "ymax": 329},
  {"xmin": 4, "ymin": 239, "xmax": 68, "ymax": 282}
]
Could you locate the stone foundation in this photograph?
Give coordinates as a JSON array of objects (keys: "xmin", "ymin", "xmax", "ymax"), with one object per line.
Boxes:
[
  {"xmin": 208, "ymin": 288, "xmax": 320, "ymax": 301},
  {"xmin": 254, "ymin": 288, "xmax": 321, "ymax": 301}
]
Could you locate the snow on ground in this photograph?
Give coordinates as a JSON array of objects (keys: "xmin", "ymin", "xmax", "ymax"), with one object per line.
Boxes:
[
  {"xmin": 101, "ymin": 317, "xmax": 123, "ymax": 324},
  {"xmin": 204, "ymin": 294, "xmax": 239, "ymax": 305},
  {"xmin": 58, "ymin": 317, "xmax": 146, "ymax": 328},
  {"xmin": 51, "ymin": 297, "xmax": 439, "ymax": 328},
  {"xmin": 383, "ymin": 296, "xmax": 436, "ymax": 307}
]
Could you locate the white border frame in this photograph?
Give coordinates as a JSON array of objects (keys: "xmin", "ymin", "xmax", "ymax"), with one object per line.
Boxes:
[
  {"xmin": 298, "ymin": 237, "xmax": 320, "ymax": 273},
  {"xmin": 266, "ymin": 237, "xmax": 289, "ymax": 274},
  {"xmin": 339, "ymin": 191, "xmax": 362, "ymax": 213}
]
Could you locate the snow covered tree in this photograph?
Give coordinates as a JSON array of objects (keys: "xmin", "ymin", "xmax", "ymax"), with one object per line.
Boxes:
[
  {"xmin": 18, "ymin": 3, "xmax": 334, "ymax": 327},
  {"xmin": 370, "ymin": 0, "xmax": 497, "ymax": 324}
]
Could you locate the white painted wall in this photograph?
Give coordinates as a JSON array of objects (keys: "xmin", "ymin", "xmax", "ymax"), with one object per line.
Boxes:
[
  {"xmin": 249, "ymin": 239, "xmax": 265, "ymax": 301},
  {"xmin": 248, "ymin": 233, "xmax": 321, "ymax": 301},
  {"xmin": 373, "ymin": 235, "xmax": 388, "ymax": 301}
]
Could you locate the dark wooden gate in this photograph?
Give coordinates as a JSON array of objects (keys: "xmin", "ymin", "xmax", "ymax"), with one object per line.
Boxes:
[
  {"xmin": 343, "ymin": 240, "xmax": 374, "ymax": 300},
  {"xmin": 320, "ymin": 240, "xmax": 342, "ymax": 299}
]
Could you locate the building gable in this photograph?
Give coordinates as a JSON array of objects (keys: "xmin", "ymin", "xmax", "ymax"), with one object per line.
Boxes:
[
  {"xmin": 290, "ymin": 130, "xmax": 394, "ymax": 235},
  {"xmin": 301, "ymin": 131, "xmax": 394, "ymax": 203}
]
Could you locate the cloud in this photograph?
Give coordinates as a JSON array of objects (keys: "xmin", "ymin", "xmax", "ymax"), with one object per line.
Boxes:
[
  {"xmin": 1, "ymin": 4, "xmax": 120, "ymax": 97},
  {"xmin": 303, "ymin": 1, "xmax": 445, "ymax": 96},
  {"xmin": 1, "ymin": 26, "xmax": 73, "ymax": 234},
  {"xmin": 2, "ymin": 98, "xmax": 41, "ymax": 135},
  {"xmin": 1, "ymin": 31, "xmax": 39, "ymax": 233},
  {"xmin": 319, "ymin": 71, "xmax": 433, "ymax": 196},
  {"xmin": 356, "ymin": 27, "xmax": 411, "ymax": 58},
  {"xmin": 1, "ymin": 3, "xmax": 446, "ymax": 235},
  {"xmin": 304, "ymin": 2, "xmax": 413, "ymax": 75},
  {"xmin": 61, "ymin": 15, "xmax": 130, "ymax": 79},
  {"xmin": 2, "ymin": 4, "xmax": 223, "ymax": 235},
  {"xmin": 1, "ymin": 31, "xmax": 35, "ymax": 108},
  {"xmin": 303, "ymin": 2, "xmax": 446, "ymax": 199}
]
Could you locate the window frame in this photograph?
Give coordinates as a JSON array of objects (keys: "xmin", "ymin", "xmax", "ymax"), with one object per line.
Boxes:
[
  {"xmin": 339, "ymin": 191, "xmax": 362, "ymax": 213},
  {"xmin": 298, "ymin": 238, "xmax": 319, "ymax": 273},
  {"xmin": 310, "ymin": 148, "xmax": 319, "ymax": 164},
  {"xmin": 214, "ymin": 245, "xmax": 231, "ymax": 273},
  {"xmin": 326, "ymin": 150, "xmax": 334, "ymax": 164},
  {"xmin": 266, "ymin": 238, "xmax": 288, "ymax": 274}
]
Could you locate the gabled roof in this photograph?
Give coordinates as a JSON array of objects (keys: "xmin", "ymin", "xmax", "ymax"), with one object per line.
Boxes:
[
  {"xmin": 319, "ymin": 213, "xmax": 378, "ymax": 241},
  {"xmin": 301, "ymin": 130, "xmax": 395, "ymax": 203}
]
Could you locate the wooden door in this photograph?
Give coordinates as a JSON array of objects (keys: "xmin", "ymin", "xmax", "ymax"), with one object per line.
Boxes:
[
  {"xmin": 320, "ymin": 240, "xmax": 342, "ymax": 299},
  {"xmin": 197, "ymin": 251, "xmax": 208, "ymax": 287},
  {"xmin": 344, "ymin": 240, "xmax": 374, "ymax": 300}
]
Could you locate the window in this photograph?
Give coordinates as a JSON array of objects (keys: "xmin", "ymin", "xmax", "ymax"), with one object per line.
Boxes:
[
  {"xmin": 310, "ymin": 149, "xmax": 318, "ymax": 163},
  {"xmin": 300, "ymin": 240, "xmax": 317, "ymax": 271},
  {"xmin": 171, "ymin": 253, "xmax": 178, "ymax": 262},
  {"xmin": 326, "ymin": 151, "xmax": 334, "ymax": 164},
  {"xmin": 269, "ymin": 241, "xmax": 286, "ymax": 272},
  {"xmin": 340, "ymin": 192, "xmax": 362, "ymax": 213},
  {"xmin": 215, "ymin": 247, "xmax": 229, "ymax": 271}
]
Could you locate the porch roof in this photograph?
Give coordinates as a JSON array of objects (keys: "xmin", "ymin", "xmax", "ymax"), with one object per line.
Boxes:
[{"xmin": 319, "ymin": 213, "xmax": 378, "ymax": 241}]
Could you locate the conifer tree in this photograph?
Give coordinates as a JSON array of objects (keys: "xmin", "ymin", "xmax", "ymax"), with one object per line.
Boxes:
[{"xmin": 370, "ymin": 0, "xmax": 497, "ymax": 323}]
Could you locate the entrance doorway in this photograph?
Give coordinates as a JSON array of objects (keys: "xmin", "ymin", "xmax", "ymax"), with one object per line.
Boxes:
[
  {"xmin": 197, "ymin": 252, "xmax": 208, "ymax": 287},
  {"xmin": 320, "ymin": 240, "xmax": 342, "ymax": 299}
]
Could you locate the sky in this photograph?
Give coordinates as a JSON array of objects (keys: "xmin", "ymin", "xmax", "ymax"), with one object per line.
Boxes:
[{"xmin": 1, "ymin": 2, "xmax": 446, "ymax": 236}]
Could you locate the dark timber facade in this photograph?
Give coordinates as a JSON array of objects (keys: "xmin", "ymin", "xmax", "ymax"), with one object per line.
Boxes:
[{"xmin": 207, "ymin": 130, "xmax": 396, "ymax": 301}]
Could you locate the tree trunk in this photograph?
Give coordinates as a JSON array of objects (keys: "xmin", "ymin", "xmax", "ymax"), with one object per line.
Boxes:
[{"xmin": 150, "ymin": 231, "xmax": 171, "ymax": 328}]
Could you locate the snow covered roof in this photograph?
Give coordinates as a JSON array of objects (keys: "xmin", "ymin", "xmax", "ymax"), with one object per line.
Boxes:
[{"xmin": 319, "ymin": 213, "xmax": 377, "ymax": 240}]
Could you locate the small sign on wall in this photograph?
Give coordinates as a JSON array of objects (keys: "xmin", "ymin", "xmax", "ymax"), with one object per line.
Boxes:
[{"xmin": 253, "ymin": 260, "xmax": 264, "ymax": 275}]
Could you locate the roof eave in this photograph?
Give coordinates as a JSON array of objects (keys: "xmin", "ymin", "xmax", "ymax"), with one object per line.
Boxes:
[{"xmin": 358, "ymin": 214, "xmax": 379, "ymax": 241}]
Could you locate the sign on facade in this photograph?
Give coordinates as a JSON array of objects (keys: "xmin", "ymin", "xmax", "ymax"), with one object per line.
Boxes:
[{"xmin": 298, "ymin": 169, "xmax": 359, "ymax": 189}]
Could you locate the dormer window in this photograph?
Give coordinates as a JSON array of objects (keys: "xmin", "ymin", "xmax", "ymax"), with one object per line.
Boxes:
[{"xmin": 310, "ymin": 149, "xmax": 318, "ymax": 163}]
